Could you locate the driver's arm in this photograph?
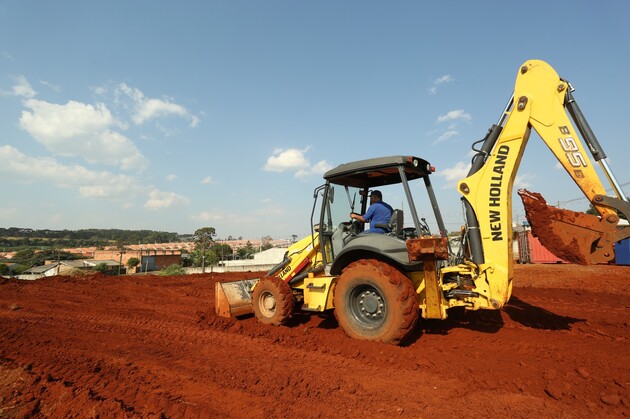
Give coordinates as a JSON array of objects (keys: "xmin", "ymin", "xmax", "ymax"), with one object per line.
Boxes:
[{"xmin": 350, "ymin": 212, "xmax": 366, "ymax": 223}]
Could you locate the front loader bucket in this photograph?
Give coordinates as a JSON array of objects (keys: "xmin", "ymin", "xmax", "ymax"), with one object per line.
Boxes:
[
  {"xmin": 518, "ymin": 189, "xmax": 616, "ymax": 265},
  {"xmin": 215, "ymin": 279, "xmax": 259, "ymax": 318}
]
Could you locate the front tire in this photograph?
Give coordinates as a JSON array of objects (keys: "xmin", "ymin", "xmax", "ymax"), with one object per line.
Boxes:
[
  {"xmin": 252, "ymin": 276, "xmax": 294, "ymax": 325},
  {"xmin": 333, "ymin": 259, "xmax": 418, "ymax": 344}
]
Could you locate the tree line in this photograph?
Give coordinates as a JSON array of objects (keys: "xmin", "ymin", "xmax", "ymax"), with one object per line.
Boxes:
[{"xmin": 0, "ymin": 227, "xmax": 183, "ymax": 250}]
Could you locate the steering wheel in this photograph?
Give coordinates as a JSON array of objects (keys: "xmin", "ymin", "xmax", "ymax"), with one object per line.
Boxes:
[
  {"xmin": 340, "ymin": 217, "xmax": 362, "ymax": 245},
  {"xmin": 349, "ymin": 219, "xmax": 362, "ymax": 235}
]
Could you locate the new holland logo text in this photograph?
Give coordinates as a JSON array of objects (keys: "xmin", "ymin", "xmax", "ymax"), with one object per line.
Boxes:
[{"xmin": 489, "ymin": 145, "xmax": 509, "ymax": 241}]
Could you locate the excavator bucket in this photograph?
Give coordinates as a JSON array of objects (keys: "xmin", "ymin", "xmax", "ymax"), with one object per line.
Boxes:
[
  {"xmin": 215, "ymin": 279, "xmax": 259, "ymax": 317},
  {"xmin": 518, "ymin": 190, "xmax": 616, "ymax": 265}
]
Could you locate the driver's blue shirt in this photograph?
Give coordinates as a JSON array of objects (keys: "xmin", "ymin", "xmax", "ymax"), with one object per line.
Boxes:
[{"xmin": 362, "ymin": 201, "xmax": 394, "ymax": 234}]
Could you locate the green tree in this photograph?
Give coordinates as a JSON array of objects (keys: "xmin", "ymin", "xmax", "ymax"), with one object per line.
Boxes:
[
  {"xmin": 158, "ymin": 264, "xmax": 186, "ymax": 276},
  {"xmin": 94, "ymin": 263, "xmax": 108, "ymax": 273},
  {"xmin": 238, "ymin": 241, "xmax": 256, "ymax": 259},
  {"xmin": 126, "ymin": 257, "xmax": 140, "ymax": 270},
  {"xmin": 211, "ymin": 243, "xmax": 233, "ymax": 260},
  {"xmin": 13, "ymin": 264, "xmax": 29, "ymax": 275},
  {"xmin": 193, "ymin": 227, "xmax": 216, "ymax": 253},
  {"xmin": 191, "ymin": 249, "xmax": 219, "ymax": 271},
  {"xmin": 11, "ymin": 248, "xmax": 37, "ymax": 266}
]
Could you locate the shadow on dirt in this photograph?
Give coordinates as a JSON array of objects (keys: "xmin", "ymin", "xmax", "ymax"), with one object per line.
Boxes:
[
  {"xmin": 408, "ymin": 307, "xmax": 504, "ymax": 341},
  {"xmin": 236, "ymin": 294, "xmax": 586, "ymax": 347},
  {"xmin": 403, "ymin": 296, "xmax": 585, "ymax": 345},
  {"xmin": 502, "ymin": 296, "xmax": 585, "ymax": 330}
]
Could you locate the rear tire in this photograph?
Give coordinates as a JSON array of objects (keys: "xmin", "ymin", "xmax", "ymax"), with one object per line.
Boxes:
[
  {"xmin": 252, "ymin": 276, "xmax": 294, "ymax": 325},
  {"xmin": 333, "ymin": 259, "xmax": 418, "ymax": 344}
]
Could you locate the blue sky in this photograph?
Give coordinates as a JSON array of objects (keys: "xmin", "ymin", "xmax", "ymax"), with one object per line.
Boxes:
[{"xmin": 1, "ymin": 1, "xmax": 629, "ymax": 240}]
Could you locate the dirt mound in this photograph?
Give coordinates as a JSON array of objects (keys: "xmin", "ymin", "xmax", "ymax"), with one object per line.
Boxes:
[{"xmin": 1, "ymin": 265, "xmax": 629, "ymax": 417}]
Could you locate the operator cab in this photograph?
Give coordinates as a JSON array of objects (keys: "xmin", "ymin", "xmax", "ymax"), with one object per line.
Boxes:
[{"xmin": 311, "ymin": 155, "xmax": 448, "ymax": 276}]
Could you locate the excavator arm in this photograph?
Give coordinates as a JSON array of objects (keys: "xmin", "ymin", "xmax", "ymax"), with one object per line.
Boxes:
[{"xmin": 456, "ymin": 59, "xmax": 629, "ymax": 308}]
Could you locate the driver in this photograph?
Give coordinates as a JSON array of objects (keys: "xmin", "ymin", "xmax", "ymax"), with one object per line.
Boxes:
[{"xmin": 350, "ymin": 190, "xmax": 393, "ymax": 234}]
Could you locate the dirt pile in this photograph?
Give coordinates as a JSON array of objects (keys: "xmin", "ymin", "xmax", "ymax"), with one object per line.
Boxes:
[{"xmin": 1, "ymin": 265, "xmax": 629, "ymax": 417}]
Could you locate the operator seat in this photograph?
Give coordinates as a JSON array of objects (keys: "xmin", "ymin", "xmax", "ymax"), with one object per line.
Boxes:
[
  {"xmin": 375, "ymin": 209, "xmax": 404, "ymax": 237},
  {"xmin": 334, "ymin": 210, "xmax": 405, "ymax": 257}
]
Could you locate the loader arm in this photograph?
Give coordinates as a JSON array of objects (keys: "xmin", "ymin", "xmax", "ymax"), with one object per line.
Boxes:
[{"xmin": 456, "ymin": 59, "xmax": 629, "ymax": 308}]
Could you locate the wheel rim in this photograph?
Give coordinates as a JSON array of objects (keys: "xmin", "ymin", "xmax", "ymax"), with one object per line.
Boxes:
[
  {"xmin": 348, "ymin": 284, "xmax": 386, "ymax": 327},
  {"xmin": 258, "ymin": 290, "xmax": 276, "ymax": 318}
]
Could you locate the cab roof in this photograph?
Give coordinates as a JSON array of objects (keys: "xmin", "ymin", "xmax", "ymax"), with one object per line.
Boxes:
[{"xmin": 324, "ymin": 155, "xmax": 433, "ymax": 188}]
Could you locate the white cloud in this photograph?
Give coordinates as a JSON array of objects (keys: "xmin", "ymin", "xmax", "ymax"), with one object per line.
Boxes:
[
  {"xmin": 437, "ymin": 109, "xmax": 471, "ymax": 123},
  {"xmin": 191, "ymin": 210, "xmax": 225, "ymax": 222},
  {"xmin": 40, "ymin": 79, "xmax": 61, "ymax": 92},
  {"xmin": 92, "ymin": 85, "xmax": 107, "ymax": 95},
  {"xmin": 21, "ymin": 99, "xmax": 114, "ymax": 136},
  {"xmin": 435, "ymin": 75, "xmax": 453, "ymax": 84},
  {"xmin": 264, "ymin": 148, "xmax": 310, "ymax": 172},
  {"xmin": 0, "ymin": 145, "xmax": 138, "ymax": 198},
  {"xmin": 515, "ymin": 173, "xmax": 534, "ymax": 189},
  {"xmin": 144, "ymin": 189, "xmax": 190, "ymax": 210},
  {"xmin": 191, "ymin": 209, "xmax": 257, "ymax": 226},
  {"xmin": 295, "ymin": 160, "xmax": 333, "ymax": 179},
  {"xmin": 201, "ymin": 176, "xmax": 214, "ymax": 185},
  {"xmin": 116, "ymin": 83, "xmax": 198, "ymax": 127},
  {"xmin": 19, "ymin": 98, "xmax": 147, "ymax": 170},
  {"xmin": 435, "ymin": 130, "xmax": 458, "ymax": 144},
  {"xmin": 435, "ymin": 160, "xmax": 471, "ymax": 187},
  {"xmin": 264, "ymin": 147, "xmax": 331, "ymax": 179},
  {"xmin": 166, "ymin": 174, "xmax": 177, "ymax": 181},
  {"xmin": 433, "ymin": 110, "xmax": 471, "ymax": 143},
  {"xmin": 429, "ymin": 74, "xmax": 453, "ymax": 95},
  {"xmin": 135, "ymin": 98, "xmax": 188, "ymax": 124},
  {"xmin": 3, "ymin": 75, "xmax": 37, "ymax": 98},
  {"xmin": 311, "ymin": 160, "xmax": 334, "ymax": 174}
]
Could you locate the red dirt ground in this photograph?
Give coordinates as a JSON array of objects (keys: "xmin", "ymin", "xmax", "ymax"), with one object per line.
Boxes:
[{"xmin": 1, "ymin": 264, "xmax": 629, "ymax": 418}]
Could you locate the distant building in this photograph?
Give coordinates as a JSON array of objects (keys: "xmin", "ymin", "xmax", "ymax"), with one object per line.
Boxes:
[
  {"xmin": 208, "ymin": 247, "xmax": 287, "ymax": 273},
  {"xmin": 92, "ymin": 249, "xmax": 182, "ymax": 273},
  {"xmin": 18, "ymin": 263, "xmax": 61, "ymax": 280},
  {"xmin": 18, "ymin": 259, "xmax": 122, "ymax": 280}
]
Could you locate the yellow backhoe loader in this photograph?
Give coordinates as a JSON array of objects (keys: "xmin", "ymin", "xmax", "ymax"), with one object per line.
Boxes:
[{"xmin": 216, "ymin": 59, "xmax": 630, "ymax": 344}]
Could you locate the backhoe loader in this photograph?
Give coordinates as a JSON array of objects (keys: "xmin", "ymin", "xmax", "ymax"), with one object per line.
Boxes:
[{"xmin": 216, "ymin": 59, "xmax": 630, "ymax": 344}]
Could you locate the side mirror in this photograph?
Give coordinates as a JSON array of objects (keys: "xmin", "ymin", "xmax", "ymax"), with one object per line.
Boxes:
[{"xmin": 328, "ymin": 187, "xmax": 334, "ymax": 204}]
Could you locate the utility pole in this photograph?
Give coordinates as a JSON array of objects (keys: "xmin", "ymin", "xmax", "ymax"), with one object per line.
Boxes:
[{"xmin": 118, "ymin": 250, "xmax": 126, "ymax": 275}]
